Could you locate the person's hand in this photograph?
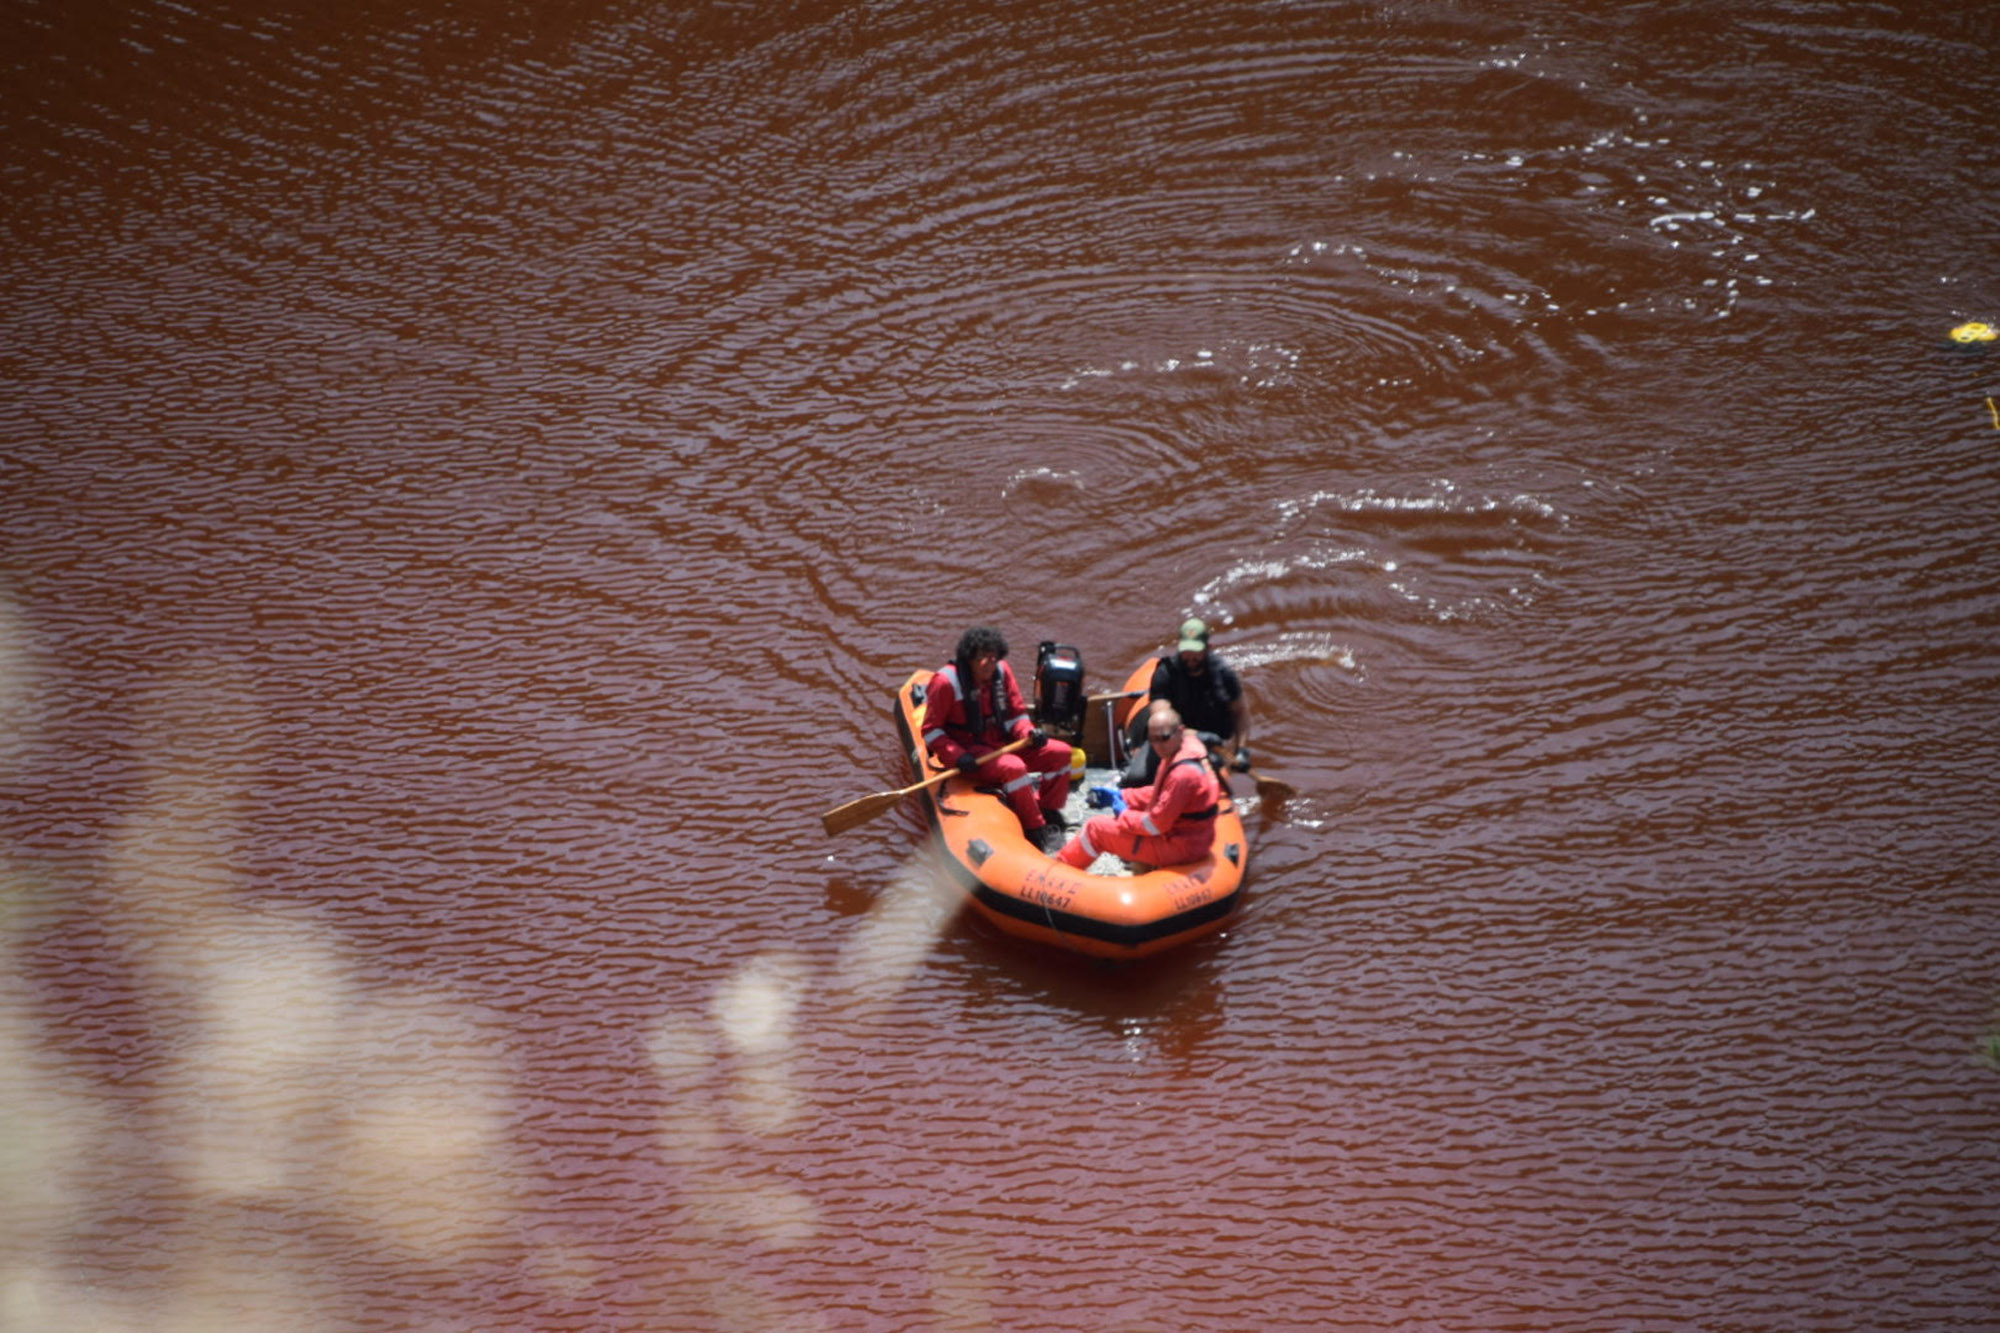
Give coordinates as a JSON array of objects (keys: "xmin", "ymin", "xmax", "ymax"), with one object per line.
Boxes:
[
  {"xmin": 1088, "ymin": 785, "xmax": 1126, "ymax": 814},
  {"xmin": 1232, "ymin": 746, "xmax": 1252, "ymax": 772},
  {"xmin": 1027, "ymin": 727, "xmax": 1046, "ymax": 747},
  {"xmin": 956, "ymin": 754, "xmax": 980, "ymax": 774}
]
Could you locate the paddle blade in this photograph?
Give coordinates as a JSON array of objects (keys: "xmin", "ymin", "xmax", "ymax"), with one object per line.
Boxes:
[
  {"xmin": 1251, "ymin": 772, "xmax": 1298, "ymax": 804},
  {"xmin": 821, "ymin": 788, "xmax": 907, "ymax": 836}
]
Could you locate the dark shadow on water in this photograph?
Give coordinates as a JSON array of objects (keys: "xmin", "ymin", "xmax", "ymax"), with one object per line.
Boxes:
[{"xmin": 942, "ymin": 910, "xmax": 1237, "ymax": 1069}]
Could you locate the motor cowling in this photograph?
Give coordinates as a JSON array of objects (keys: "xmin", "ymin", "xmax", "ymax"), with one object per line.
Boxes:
[{"xmin": 1033, "ymin": 640, "xmax": 1086, "ymax": 739}]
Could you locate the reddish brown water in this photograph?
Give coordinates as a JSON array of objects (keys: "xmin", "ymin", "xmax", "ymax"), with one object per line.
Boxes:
[{"xmin": 4, "ymin": 2, "xmax": 1998, "ymax": 1329}]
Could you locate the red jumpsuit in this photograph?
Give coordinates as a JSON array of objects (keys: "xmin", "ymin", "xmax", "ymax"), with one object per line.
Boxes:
[
  {"xmin": 922, "ymin": 661, "xmax": 1073, "ymax": 830},
  {"xmin": 1058, "ymin": 730, "xmax": 1219, "ymax": 868}
]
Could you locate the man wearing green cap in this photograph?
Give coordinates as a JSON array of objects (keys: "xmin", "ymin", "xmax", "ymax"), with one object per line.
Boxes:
[{"xmin": 1119, "ymin": 616, "xmax": 1251, "ymax": 788}]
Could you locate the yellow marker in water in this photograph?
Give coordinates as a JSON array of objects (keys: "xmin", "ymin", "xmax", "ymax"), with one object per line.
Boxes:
[
  {"xmin": 1989, "ymin": 396, "xmax": 1999, "ymax": 430},
  {"xmin": 1951, "ymin": 321, "xmax": 1996, "ymax": 344}
]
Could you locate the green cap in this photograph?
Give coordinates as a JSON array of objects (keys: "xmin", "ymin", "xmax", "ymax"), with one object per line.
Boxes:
[{"xmin": 1177, "ymin": 617, "xmax": 1210, "ymax": 653}]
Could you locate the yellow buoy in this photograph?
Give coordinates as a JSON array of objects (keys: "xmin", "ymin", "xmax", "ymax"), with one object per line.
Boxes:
[{"xmin": 1950, "ymin": 321, "xmax": 1996, "ymax": 344}]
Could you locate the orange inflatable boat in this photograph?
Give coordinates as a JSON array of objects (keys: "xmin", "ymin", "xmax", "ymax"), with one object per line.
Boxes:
[{"xmin": 891, "ymin": 659, "xmax": 1248, "ymax": 960}]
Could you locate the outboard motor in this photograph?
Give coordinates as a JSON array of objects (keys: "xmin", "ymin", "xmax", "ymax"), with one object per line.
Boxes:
[{"xmin": 1033, "ymin": 640, "xmax": 1086, "ymax": 740}]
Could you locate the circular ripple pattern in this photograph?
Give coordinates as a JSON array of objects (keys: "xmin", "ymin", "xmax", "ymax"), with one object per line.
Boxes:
[{"xmin": 3, "ymin": 1, "xmax": 1998, "ymax": 1330}]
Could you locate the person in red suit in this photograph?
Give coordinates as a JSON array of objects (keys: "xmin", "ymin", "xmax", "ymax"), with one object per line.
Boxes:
[
  {"xmin": 922, "ymin": 625, "xmax": 1074, "ymax": 854},
  {"xmin": 1057, "ymin": 707, "xmax": 1219, "ymax": 870}
]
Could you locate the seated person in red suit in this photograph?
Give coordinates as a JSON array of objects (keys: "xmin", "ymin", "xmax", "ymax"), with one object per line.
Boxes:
[
  {"xmin": 922, "ymin": 625, "xmax": 1074, "ymax": 854},
  {"xmin": 1058, "ymin": 707, "xmax": 1218, "ymax": 870}
]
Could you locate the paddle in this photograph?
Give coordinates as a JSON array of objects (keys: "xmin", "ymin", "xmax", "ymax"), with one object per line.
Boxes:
[
  {"xmin": 1087, "ymin": 688, "xmax": 1144, "ymax": 705},
  {"xmin": 821, "ymin": 736, "xmax": 1033, "ymax": 836},
  {"xmin": 1243, "ymin": 767, "xmax": 1297, "ymax": 804}
]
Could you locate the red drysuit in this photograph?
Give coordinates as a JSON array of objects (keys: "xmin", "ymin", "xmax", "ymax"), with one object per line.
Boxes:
[
  {"xmin": 922, "ymin": 660, "xmax": 1073, "ymax": 829},
  {"xmin": 1059, "ymin": 730, "xmax": 1218, "ymax": 868}
]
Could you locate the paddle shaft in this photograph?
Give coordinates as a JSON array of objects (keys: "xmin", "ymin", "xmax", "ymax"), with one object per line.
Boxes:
[
  {"xmin": 903, "ymin": 734, "xmax": 1031, "ymax": 797},
  {"xmin": 820, "ymin": 735, "xmax": 1033, "ymax": 835}
]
